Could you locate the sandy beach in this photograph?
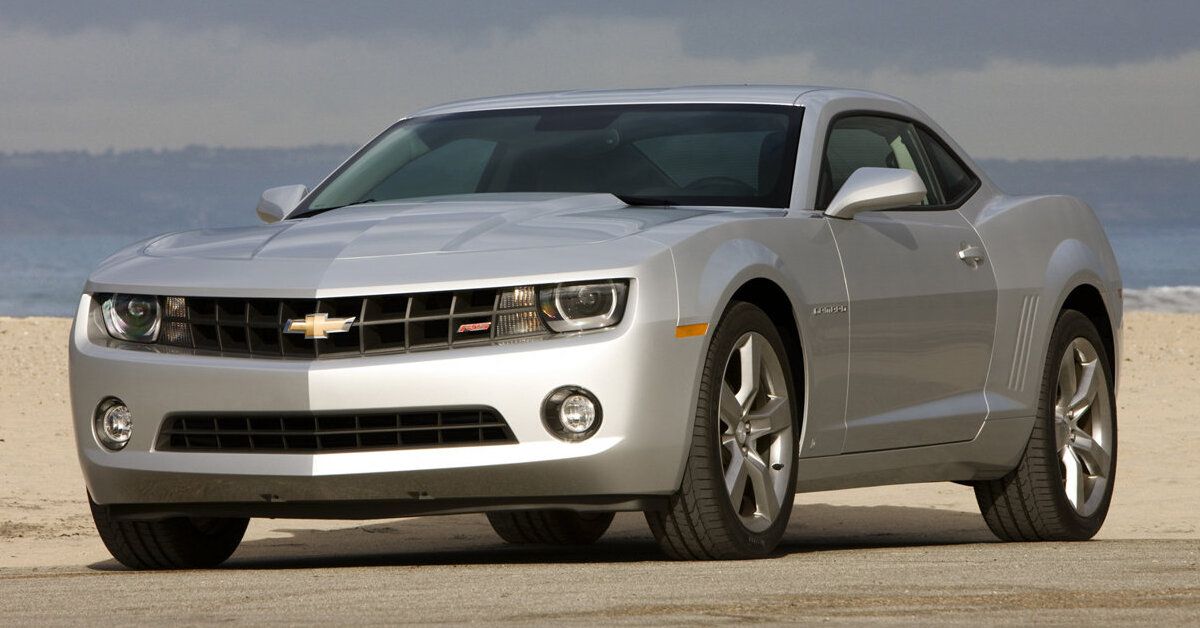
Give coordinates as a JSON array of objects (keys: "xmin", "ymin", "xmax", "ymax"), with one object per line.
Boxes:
[{"xmin": 1, "ymin": 312, "xmax": 1197, "ymax": 570}]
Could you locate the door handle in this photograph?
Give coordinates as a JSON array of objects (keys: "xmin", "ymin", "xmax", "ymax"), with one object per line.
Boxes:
[{"xmin": 958, "ymin": 244, "xmax": 985, "ymax": 268}]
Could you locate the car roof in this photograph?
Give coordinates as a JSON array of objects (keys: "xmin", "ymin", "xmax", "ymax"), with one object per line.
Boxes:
[{"xmin": 409, "ymin": 85, "xmax": 908, "ymax": 117}]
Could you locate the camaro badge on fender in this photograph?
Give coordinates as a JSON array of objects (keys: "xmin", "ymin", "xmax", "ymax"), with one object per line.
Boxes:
[
  {"xmin": 284, "ymin": 313, "xmax": 355, "ymax": 339},
  {"xmin": 811, "ymin": 303, "xmax": 848, "ymax": 316}
]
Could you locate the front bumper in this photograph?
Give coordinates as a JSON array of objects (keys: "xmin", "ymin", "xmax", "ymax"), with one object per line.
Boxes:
[{"xmin": 70, "ymin": 282, "xmax": 704, "ymax": 518}]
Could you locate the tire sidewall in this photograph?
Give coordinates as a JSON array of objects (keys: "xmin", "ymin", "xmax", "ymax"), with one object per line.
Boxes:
[
  {"xmin": 1037, "ymin": 310, "xmax": 1118, "ymax": 536},
  {"xmin": 698, "ymin": 302, "xmax": 800, "ymax": 554}
]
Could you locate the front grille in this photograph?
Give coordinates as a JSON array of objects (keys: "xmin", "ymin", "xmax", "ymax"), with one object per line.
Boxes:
[
  {"xmin": 158, "ymin": 408, "xmax": 515, "ymax": 453},
  {"xmin": 146, "ymin": 286, "xmax": 546, "ymax": 359}
]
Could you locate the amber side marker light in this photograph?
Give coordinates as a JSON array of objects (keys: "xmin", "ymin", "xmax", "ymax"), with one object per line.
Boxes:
[{"xmin": 675, "ymin": 323, "xmax": 709, "ymax": 338}]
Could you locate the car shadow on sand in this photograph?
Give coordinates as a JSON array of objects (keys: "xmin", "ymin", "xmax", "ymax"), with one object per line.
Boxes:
[{"xmin": 88, "ymin": 502, "xmax": 999, "ymax": 571}]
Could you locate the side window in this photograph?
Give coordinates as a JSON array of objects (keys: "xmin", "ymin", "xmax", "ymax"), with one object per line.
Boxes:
[
  {"xmin": 917, "ymin": 128, "xmax": 978, "ymax": 204},
  {"xmin": 818, "ymin": 115, "xmax": 940, "ymax": 210}
]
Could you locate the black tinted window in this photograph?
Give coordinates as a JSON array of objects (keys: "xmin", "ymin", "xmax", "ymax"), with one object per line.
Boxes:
[
  {"xmin": 635, "ymin": 131, "xmax": 778, "ymax": 191},
  {"xmin": 818, "ymin": 115, "xmax": 937, "ymax": 209},
  {"xmin": 368, "ymin": 138, "xmax": 496, "ymax": 200},
  {"xmin": 303, "ymin": 105, "xmax": 803, "ymax": 212},
  {"xmin": 918, "ymin": 128, "xmax": 977, "ymax": 204}
]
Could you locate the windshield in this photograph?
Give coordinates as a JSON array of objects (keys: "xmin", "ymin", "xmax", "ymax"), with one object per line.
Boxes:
[{"xmin": 300, "ymin": 104, "xmax": 802, "ymax": 214}]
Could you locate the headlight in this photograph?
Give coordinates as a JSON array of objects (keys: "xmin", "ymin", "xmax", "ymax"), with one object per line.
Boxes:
[
  {"xmin": 101, "ymin": 294, "xmax": 161, "ymax": 342},
  {"xmin": 538, "ymin": 280, "xmax": 628, "ymax": 332}
]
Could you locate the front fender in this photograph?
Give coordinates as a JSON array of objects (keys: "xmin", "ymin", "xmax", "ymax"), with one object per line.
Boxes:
[
  {"xmin": 659, "ymin": 216, "xmax": 850, "ymax": 457},
  {"xmin": 691, "ymin": 238, "xmax": 798, "ymax": 326}
]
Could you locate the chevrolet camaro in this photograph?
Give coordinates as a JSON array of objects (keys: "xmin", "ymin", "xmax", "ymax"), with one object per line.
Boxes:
[{"xmin": 71, "ymin": 86, "xmax": 1121, "ymax": 568}]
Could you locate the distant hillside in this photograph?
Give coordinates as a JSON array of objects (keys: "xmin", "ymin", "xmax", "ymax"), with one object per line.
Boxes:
[{"xmin": 0, "ymin": 146, "xmax": 1196, "ymax": 239}]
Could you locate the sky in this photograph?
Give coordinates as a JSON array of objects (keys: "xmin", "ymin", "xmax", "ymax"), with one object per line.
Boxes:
[{"xmin": 1, "ymin": 0, "xmax": 1198, "ymax": 159}]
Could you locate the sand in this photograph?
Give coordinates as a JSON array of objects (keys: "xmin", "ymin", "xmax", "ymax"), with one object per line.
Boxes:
[{"xmin": 0, "ymin": 312, "xmax": 1196, "ymax": 569}]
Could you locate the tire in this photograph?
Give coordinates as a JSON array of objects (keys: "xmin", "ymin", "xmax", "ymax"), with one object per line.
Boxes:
[
  {"xmin": 974, "ymin": 309, "xmax": 1118, "ymax": 541},
  {"xmin": 645, "ymin": 302, "xmax": 799, "ymax": 560},
  {"xmin": 89, "ymin": 495, "xmax": 249, "ymax": 570},
  {"xmin": 486, "ymin": 510, "xmax": 615, "ymax": 545}
]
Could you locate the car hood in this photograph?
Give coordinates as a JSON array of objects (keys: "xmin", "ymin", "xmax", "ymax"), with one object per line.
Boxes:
[
  {"xmin": 143, "ymin": 193, "xmax": 709, "ymax": 261},
  {"xmin": 85, "ymin": 193, "xmax": 731, "ymax": 297}
]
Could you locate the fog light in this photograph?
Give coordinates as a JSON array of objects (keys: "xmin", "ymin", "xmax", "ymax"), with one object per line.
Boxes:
[
  {"xmin": 542, "ymin": 386, "xmax": 602, "ymax": 441},
  {"xmin": 94, "ymin": 398, "xmax": 132, "ymax": 451},
  {"xmin": 559, "ymin": 395, "xmax": 596, "ymax": 433}
]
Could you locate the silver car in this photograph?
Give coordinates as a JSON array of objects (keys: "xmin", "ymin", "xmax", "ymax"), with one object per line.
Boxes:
[{"xmin": 71, "ymin": 86, "xmax": 1121, "ymax": 568}]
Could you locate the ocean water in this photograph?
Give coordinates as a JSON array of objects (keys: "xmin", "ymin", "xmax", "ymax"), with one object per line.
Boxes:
[
  {"xmin": 1103, "ymin": 224, "xmax": 1200, "ymax": 290},
  {"xmin": 0, "ymin": 235, "xmax": 142, "ymax": 317},
  {"xmin": 1, "ymin": 224, "xmax": 1198, "ymax": 317}
]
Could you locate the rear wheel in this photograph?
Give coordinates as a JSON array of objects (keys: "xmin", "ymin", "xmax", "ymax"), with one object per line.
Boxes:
[
  {"xmin": 486, "ymin": 510, "xmax": 614, "ymax": 545},
  {"xmin": 645, "ymin": 302, "xmax": 798, "ymax": 559},
  {"xmin": 89, "ymin": 495, "xmax": 249, "ymax": 570},
  {"xmin": 974, "ymin": 310, "xmax": 1117, "ymax": 541}
]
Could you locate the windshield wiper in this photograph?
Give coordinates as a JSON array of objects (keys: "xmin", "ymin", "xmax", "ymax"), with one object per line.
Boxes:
[
  {"xmin": 292, "ymin": 198, "xmax": 377, "ymax": 220},
  {"xmin": 612, "ymin": 193, "xmax": 675, "ymax": 207}
]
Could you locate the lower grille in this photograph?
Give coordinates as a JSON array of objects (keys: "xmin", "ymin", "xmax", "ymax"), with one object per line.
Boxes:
[{"xmin": 158, "ymin": 408, "xmax": 515, "ymax": 453}]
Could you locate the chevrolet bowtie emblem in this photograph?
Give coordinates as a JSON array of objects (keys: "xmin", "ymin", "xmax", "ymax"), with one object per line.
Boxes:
[{"xmin": 284, "ymin": 313, "xmax": 355, "ymax": 339}]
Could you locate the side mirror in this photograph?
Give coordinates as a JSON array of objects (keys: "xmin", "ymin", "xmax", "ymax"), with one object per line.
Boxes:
[
  {"xmin": 824, "ymin": 168, "xmax": 927, "ymax": 220},
  {"xmin": 256, "ymin": 185, "xmax": 308, "ymax": 223}
]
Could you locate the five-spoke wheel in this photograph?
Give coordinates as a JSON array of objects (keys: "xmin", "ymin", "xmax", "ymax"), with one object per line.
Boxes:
[
  {"xmin": 975, "ymin": 309, "xmax": 1117, "ymax": 541},
  {"xmin": 718, "ymin": 332, "xmax": 794, "ymax": 533},
  {"xmin": 646, "ymin": 302, "xmax": 798, "ymax": 559},
  {"xmin": 1054, "ymin": 337, "xmax": 1114, "ymax": 517}
]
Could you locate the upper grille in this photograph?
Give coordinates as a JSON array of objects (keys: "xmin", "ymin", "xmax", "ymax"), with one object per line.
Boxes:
[
  {"xmin": 148, "ymin": 287, "xmax": 546, "ymax": 359},
  {"xmin": 158, "ymin": 407, "xmax": 515, "ymax": 453}
]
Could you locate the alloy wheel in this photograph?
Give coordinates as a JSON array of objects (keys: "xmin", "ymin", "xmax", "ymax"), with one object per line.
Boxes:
[
  {"xmin": 718, "ymin": 332, "xmax": 794, "ymax": 532},
  {"xmin": 1054, "ymin": 337, "xmax": 1113, "ymax": 517}
]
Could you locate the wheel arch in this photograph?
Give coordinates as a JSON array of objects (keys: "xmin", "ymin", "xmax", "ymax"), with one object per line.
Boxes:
[
  {"xmin": 686, "ymin": 239, "xmax": 811, "ymax": 403},
  {"xmin": 726, "ymin": 278, "xmax": 807, "ymax": 419},
  {"xmin": 974, "ymin": 192, "xmax": 1123, "ymax": 412},
  {"xmin": 666, "ymin": 224, "xmax": 846, "ymax": 458},
  {"xmin": 1040, "ymin": 233, "xmax": 1122, "ymax": 391},
  {"xmin": 1058, "ymin": 283, "xmax": 1116, "ymax": 376}
]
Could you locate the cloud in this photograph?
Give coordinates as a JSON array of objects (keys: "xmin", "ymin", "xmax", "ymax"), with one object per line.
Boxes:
[
  {"xmin": 0, "ymin": 13, "xmax": 1197, "ymax": 158},
  {"xmin": 4, "ymin": 0, "xmax": 1200, "ymax": 71},
  {"xmin": 672, "ymin": 0, "xmax": 1200, "ymax": 70}
]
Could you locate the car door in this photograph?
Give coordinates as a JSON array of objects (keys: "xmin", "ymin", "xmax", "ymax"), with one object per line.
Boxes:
[{"xmin": 819, "ymin": 115, "xmax": 997, "ymax": 452}]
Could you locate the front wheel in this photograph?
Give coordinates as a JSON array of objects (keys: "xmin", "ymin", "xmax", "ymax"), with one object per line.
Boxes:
[
  {"xmin": 646, "ymin": 302, "xmax": 799, "ymax": 559},
  {"xmin": 89, "ymin": 495, "xmax": 249, "ymax": 570},
  {"xmin": 974, "ymin": 309, "xmax": 1117, "ymax": 541},
  {"xmin": 486, "ymin": 510, "xmax": 614, "ymax": 545}
]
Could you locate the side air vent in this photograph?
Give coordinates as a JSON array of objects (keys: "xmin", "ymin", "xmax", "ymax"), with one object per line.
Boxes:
[{"xmin": 1008, "ymin": 294, "xmax": 1040, "ymax": 391}]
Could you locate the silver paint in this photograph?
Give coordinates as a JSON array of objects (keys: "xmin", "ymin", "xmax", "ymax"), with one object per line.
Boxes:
[
  {"xmin": 70, "ymin": 85, "xmax": 1121, "ymax": 518},
  {"xmin": 823, "ymin": 167, "xmax": 928, "ymax": 220},
  {"xmin": 255, "ymin": 184, "xmax": 308, "ymax": 223}
]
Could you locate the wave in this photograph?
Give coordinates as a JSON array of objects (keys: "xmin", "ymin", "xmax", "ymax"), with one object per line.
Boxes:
[{"xmin": 1123, "ymin": 286, "xmax": 1200, "ymax": 313}]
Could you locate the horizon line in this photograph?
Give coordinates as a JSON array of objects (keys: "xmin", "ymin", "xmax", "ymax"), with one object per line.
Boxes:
[{"xmin": 1, "ymin": 144, "xmax": 1199, "ymax": 164}]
